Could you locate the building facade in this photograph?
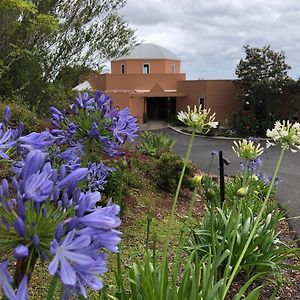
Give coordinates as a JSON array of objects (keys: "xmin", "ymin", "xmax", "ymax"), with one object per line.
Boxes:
[{"xmin": 85, "ymin": 43, "xmax": 243, "ymax": 124}]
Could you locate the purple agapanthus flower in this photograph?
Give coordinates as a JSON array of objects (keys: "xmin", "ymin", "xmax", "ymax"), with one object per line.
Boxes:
[
  {"xmin": 0, "ymin": 261, "xmax": 28, "ymax": 300},
  {"xmin": 112, "ymin": 107, "xmax": 139, "ymax": 144},
  {"xmin": 18, "ymin": 131, "xmax": 55, "ymax": 151},
  {"xmin": 49, "ymin": 230, "xmax": 94, "ymax": 286},
  {"xmin": 0, "ymin": 130, "xmax": 17, "ymax": 159},
  {"xmin": 247, "ymin": 157, "xmax": 263, "ymax": 173},
  {"xmin": 87, "ymin": 162, "xmax": 115, "ymax": 192}
]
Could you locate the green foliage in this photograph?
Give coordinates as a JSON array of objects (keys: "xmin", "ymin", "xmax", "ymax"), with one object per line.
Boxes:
[
  {"xmin": 232, "ymin": 111, "xmax": 278, "ymax": 137},
  {"xmin": 156, "ymin": 153, "xmax": 195, "ymax": 193},
  {"xmin": 0, "ymin": 100, "xmax": 45, "ymax": 132},
  {"xmin": 190, "ymin": 200, "xmax": 292, "ymax": 276},
  {"xmin": 235, "ymin": 45, "xmax": 292, "ymax": 121},
  {"xmin": 139, "ymin": 131, "xmax": 175, "ymax": 157},
  {"xmin": 0, "ymin": 0, "xmax": 136, "ymax": 112}
]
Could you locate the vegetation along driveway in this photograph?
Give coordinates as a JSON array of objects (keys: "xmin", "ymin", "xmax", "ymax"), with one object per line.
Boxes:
[{"xmin": 160, "ymin": 128, "xmax": 300, "ymax": 239}]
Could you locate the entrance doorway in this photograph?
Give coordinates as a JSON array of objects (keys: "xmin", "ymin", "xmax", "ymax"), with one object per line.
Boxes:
[{"xmin": 145, "ymin": 97, "xmax": 176, "ymax": 122}]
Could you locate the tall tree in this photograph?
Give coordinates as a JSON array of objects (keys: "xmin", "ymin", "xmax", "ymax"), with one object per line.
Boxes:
[
  {"xmin": 0, "ymin": 0, "xmax": 136, "ymax": 106},
  {"xmin": 235, "ymin": 45, "xmax": 292, "ymax": 120}
]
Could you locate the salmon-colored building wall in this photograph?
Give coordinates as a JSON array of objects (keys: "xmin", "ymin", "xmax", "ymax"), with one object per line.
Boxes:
[
  {"xmin": 206, "ymin": 80, "xmax": 242, "ymax": 123},
  {"xmin": 111, "ymin": 59, "xmax": 180, "ymax": 74},
  {"xmin": 89, "ymin": 73, "xmax": 186, "ymax": 91},
  {"xmin": 176, "ymin": 80, "xmax": 242, "ymax": 124},
  {"xmin": 177, "ymin": 80, "xmax": 207, "ymax": 112}
]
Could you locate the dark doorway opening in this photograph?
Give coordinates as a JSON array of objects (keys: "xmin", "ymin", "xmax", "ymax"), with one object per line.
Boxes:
[{"xmin": 146, "ymin": 97, "xmax": 176, "ymax": 122}]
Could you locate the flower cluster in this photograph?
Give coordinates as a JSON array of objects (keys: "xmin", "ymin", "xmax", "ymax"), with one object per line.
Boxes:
[
  {"xmin": 232, "ymin": 139, "xmax": 264, "ymax": 160},
  {"xmin": 0, "ymin": 90, "xmax": 140, "ymax": 299},
  {"xmin": 51, "ymin": 91, "xmax": 139, "ymax": 158},
  {"xmin": 0, "ymin": 149, "xmax": 121, "ymax": 298},
  {"xmin": 266, "ymin": 120, "xmax": 300, "ymax": 152},
  {"xmin": 177, "ymin": 105, "xmax": 218, "ymax": 134}
]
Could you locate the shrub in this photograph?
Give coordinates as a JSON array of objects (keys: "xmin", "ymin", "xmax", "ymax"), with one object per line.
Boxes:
[
  {"xmin": 233, "ymin": 112, "xmax": 278, "ymax": 137},
  {"xmin": 139, "ymin": 131, "xmax": 175, "ymax": 157},
  {"xmin": 0, "ymin": 100, "xmax": 46, "ymax": 132},
  {"xmin": 156, "ymin": 153, "xmax": 195, "ymax": 192}
]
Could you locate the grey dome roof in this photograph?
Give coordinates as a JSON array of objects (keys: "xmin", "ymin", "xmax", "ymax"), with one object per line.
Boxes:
[{"xmin": 114, "ymin": 43, "xmax": 180, "ymax": 61}]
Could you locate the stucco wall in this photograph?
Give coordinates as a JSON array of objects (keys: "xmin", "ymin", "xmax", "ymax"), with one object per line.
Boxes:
[
  {"xmin": 177, "ymin": 80, "xmax": 242, "ymax": 124},
  {"xmin": 129, "ymin": 96, "xmax": 144, "ymax": 122},
  {"xmin": 176, "ymin": 80, "xmax": 207, "ymax": 112},
  {"xmin": 206, "ymin": 80, "xmax": 242, "ymax": 124},
  {"xmin": 111, "ymin": 59, "xmax": 180, "ymax": 74},
  {"xmin": 104, "ymin": 74, "xmax": 186, "ymax": 91}
]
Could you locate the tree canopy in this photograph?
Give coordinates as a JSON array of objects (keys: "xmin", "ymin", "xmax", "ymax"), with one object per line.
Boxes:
[
  {"xmin": 0, "ymin": 0, "xmax": 136, "ymax": 110},
  {"xmin": 235, "ymin": 45, "xmax": 292, "ymax": 119}
]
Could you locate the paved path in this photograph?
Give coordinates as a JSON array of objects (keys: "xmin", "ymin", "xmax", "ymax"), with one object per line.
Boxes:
[{"xmin": 160, "ymin": 128, "xmax": 300, "ymax": 238}]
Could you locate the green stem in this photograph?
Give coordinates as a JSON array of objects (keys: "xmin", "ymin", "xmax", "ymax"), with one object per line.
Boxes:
[
  {"xmin": 118, "ymin": 166, "xmax": 125, "ymax": 218},
  {"xmin": 159, "ymin": 129, "xmax": 196, "ymax": 300},
  {"xmin": 221, "ymin": 146, "xmax": 286, "ymax": 299},
  {"xmin": 186, "ymin": 187, "xmax": 198, "ymax": 225},
  {"xmin": 222, "ymin": 199, "xmax": 243, "ymax": 289},
  {"xmin": 46, "ymin": 275, "xmax": 58, "ymax": 300},
  {"xmin": 173, "ymin": 186, "xmax": 198, "ymax": 288},
  {"xmin": 83, "ymin": 140, "xmax": 91, "ymax": 167}
]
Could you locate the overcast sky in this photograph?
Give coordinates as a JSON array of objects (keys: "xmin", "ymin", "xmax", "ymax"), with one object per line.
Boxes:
[{"xmin": 119, "ymin": 0, "xmax": 300, "ymax": 80}]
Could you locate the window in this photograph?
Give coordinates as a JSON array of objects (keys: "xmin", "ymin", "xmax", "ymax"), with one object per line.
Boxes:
[
  {"xmin": 121, "ymin": 64, "xmax": 125, "ymax": 74},
  {"xmin": 199, "ymin": 97, "xmax": 205, "ymax": 108},
  {"xmin": 142, "ymin": 63, "xmax": 150, "ymax": 74},
  {"xmin": 171, "ymin": 64, "xmax": 176, "ymax": 73}
]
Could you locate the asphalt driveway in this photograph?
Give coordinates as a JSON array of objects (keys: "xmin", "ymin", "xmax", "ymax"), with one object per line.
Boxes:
[{"xmin": 160, "ymin": 128, "xmax": 300, "ymax": 239}]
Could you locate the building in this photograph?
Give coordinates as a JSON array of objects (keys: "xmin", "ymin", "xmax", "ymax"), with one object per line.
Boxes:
[{"xmin": 85, "ymin": 43, "xmax": 243, "ymax": 124}]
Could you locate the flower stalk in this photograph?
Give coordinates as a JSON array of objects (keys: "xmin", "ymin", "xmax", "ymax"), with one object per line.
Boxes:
[{"xmin": 221, "ymin": 145, "xmax": 287, "ymax": 299}]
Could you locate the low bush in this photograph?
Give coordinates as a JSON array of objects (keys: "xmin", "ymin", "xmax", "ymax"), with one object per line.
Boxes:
[
  {"xmin": 139, "ymin": 131, "xmax": 175, "ymax": 157},
  {"xmin": 156, "ymin": 153, "xmax": 195, "ymax": 192},
  {"xmin": 0, "ymin": 100, "xmax": 46, "ymax": 132},
  {"xmin": 233, "ymin": 112, "xmax": 278, "ymax": 137}
]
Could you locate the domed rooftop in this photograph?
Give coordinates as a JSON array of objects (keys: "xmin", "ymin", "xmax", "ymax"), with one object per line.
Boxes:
[{"xmin": 114, "ymin": 43, "xmax": 180, "ymax": 61}]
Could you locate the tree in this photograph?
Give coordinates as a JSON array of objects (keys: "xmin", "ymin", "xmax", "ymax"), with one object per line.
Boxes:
[
  {"xmin": 0, "ymin": 0, "xmax": 136, "ymax": 110},
  {"xmin": 235, "ymin": 45, "xmax": 292, "ymax": 120}
]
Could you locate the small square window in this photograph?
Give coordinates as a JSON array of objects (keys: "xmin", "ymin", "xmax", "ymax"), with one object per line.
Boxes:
[
  {"xmin": 199, "ymin": 97, "xmax": 205, "ymax": 108},
  {"xmin": 121, "ymin": 64, "xmax": 125, "ymax": 74},
  {"xmin": 171, "ymin": 64, "xmax": 176, "ymax": 73},
  {"xmin": 143, "ymin": 63, "xmax": 150, "ymax": 74}
]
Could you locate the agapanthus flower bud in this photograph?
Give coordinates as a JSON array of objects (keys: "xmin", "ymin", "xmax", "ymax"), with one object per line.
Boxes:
[
  {"xmin": 3, "ymin": 106, "xmax": 10, "ymax": 127},
  {"xmin": 55, "ymin": 223, "xmax": 64, "ymax": 241},
  {"xmin": 232, "ymin": 139, "xmax": 264, "ymax": 160},
  {"xmin": 17, "ymin": 122, "xmax": 24, "ymax": 136},
  {"xmin": 5, "ymin": 200, "xmax": 12, "ymax": 212},
  {"xmin": 14, "ymin": 217, "xmax": 26, "ymax": 237},
  {"xmin": 17, "ymin": 195, "xmax": 25, "ymax": 219},
  {"xmin": 42, "ymin": 207, "xmax": 47, "ymax": 218},
  {"xmin": 13, "ymin": 245, "xmax": 29, "ymax": 259},
  {"xmin": 12, "ymin": 176, "xmax": 19, "ymax": 193},
  {"xmin": 59, "ymin": 165, "xmax": 67, "ymax": 180},
  {"xmin": 2, "ymin": 179, "xmax": 9, "ymax": 197},
  {"xmin": 193, "ymin": 174, "xmax": 203, "ymax": 187},
  {"xmin": 58, "ymin": 168, "xmax": 88, "ymax": 189},
  {"xmin": 66, "ymin": 217, "xmax": 79, "ymax": 232},
  {"xmin": 33, "ymin": 233, "xmax": 40, "ymax": 248},
  {"xmin": 61, "ymin": 191, "xmax": 69, "ymax": 209},
  {"xmin": 237, "ymin": 186, "xmax": 249, "ymax": 198}
]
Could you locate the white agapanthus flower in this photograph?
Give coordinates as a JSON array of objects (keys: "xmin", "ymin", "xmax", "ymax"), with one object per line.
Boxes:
[
  {"xmin": 232, "ymin": 139, "xmax": 264, "ymax": 160},
  {"xmin": 266, "ymin": 120, "xmax": 300, "ymax": 152},
  {"xmin": 177, "ymin": 105, "xmax": 218, "ymax": 134}
]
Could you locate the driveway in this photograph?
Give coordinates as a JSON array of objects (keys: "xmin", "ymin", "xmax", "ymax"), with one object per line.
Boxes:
[{"xmin": 160, "ymin": 128, "xmax": 300, "ymax": 238}]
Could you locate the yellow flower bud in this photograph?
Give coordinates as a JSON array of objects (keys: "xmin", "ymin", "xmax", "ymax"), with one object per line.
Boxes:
[{"xmin": 237, "ymin": 186, "xmax": 249, "ymax": 198}]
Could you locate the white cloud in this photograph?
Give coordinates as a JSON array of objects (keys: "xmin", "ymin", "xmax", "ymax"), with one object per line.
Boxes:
[{"xmin": 118, "ymin": 0, "xmax": 300, "ymax": 79}]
